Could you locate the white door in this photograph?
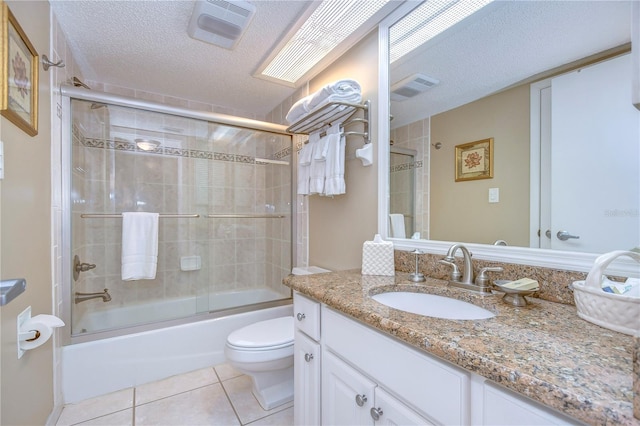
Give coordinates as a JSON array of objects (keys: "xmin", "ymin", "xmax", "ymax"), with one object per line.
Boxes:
[
  {"xmin": 538, "ymin": 53, "xmax": 640, "ymax": 252},
  {"xmin": 294, "ymin": 330, "xmax": 321, "ymax": 426},
  {"xmin": 322, "ymin": 350, "xmax": 376, "ymax": 426}
]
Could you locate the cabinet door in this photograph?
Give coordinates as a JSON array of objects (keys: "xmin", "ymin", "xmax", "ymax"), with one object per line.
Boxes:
[
  {"xmin": 294, "ymin": 330, "xmax": 321, "ymax": 426},
  {"xmin": 482, "ymin": 382, "xmax": 580, "ymax": 425},
  {"xmin": 373, "ymin": 388, "xmax": 435, "ymax": 426},
  {"xmin": 322, "ymin": 349, "xmax": 376, "ymax": 426}
]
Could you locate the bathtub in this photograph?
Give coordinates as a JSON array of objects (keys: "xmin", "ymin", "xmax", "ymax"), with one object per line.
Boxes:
[
  {"xmin": 74, "ymin": 288, "xmax": 288, "ymax": 332},
  {"xmin": 62, "ymin": 300, "xmax": 292, "ymax": 403}
]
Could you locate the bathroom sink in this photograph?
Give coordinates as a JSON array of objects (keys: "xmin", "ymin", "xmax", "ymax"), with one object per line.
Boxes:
[{"xmin": 371, "ymin": 292, "xmax": 495, "ymax": 320}]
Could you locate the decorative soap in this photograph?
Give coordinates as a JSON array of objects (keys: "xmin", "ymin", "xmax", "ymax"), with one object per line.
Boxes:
[
  {"xmin": 501, "ymin": 278, "xmax": 539, "ymax": 291},
  {"xmin": 361, "ymin": 234, "xmax": 395, "ymax": 276}
]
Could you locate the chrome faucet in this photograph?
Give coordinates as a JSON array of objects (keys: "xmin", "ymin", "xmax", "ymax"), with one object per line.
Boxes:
[{"xmin": 75, "ymin": 288, "xmax": 111, "ymax": 304}]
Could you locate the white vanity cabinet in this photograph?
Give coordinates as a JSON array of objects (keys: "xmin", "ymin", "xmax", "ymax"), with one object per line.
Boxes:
[
  {"xmin": 292, "ymin": 292, "xmax": 581, "ymax": 426},
  {"xmin": 293, "ymin": 292, "xmax": 322, "ymax": 425},
  {"xmin": 323, "ymin": 349, "xmax": 434, "ymax": 425}
]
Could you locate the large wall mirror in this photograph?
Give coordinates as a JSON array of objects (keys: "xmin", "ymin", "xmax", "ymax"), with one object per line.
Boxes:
[{"xmin": 377, "ymin": 1, "xmax": 640, "ymax": 276}]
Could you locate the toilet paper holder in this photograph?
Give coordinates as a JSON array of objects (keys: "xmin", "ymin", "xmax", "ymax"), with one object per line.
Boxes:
[{"xmin": 17, "ymin": 306, "xmax": 65, "ymax": 359}]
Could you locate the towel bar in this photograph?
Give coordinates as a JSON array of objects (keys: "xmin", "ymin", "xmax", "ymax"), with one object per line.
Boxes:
[
  {"xmin": 80, "ymin": 213, "xmax": 200, "ymax": 219},
  {"xmin": 287, "ymin": 100, "xmax": 370, "ymax": 144}
]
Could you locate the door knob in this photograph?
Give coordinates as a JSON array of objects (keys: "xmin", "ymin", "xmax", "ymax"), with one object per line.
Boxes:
[
  {"xmin": 304, "ymin": 353, "xmax": 313, "ymax": 362},
  {"xmin": 556, "ymin": 230, "xmax": 580, "ymax": 241},
  {"xmin": 296, "ymin": 312, "xmax": 306, "ymax": 321}
]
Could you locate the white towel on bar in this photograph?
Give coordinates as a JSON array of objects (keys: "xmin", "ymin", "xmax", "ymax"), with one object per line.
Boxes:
[
  {"xmin": 121, "ymin": 212, "xmax": 159, "ymax": 280},
  {"xmin": 389, "ymin": 214, "xmax": 406, "ymax": 238},
  {"xmin": 297, "ymin": 135, "xmax": 315, "ymax": 195},
  {"xmin": 309, "ymin": 130, "xmax": 328, "ymax": 194},
  {"xmin": 323, "ymin": 123, "xmax": 346, "ymax": 196},
  {"xmin": 285, "ymin": 79, "xmax": 362, "ymax": 124}
]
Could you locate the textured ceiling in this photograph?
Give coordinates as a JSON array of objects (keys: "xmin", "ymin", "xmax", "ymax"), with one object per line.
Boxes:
[
  {"xmin": 51, "ymin": 1, "xmax": 633, "ymax": 122},
  {"xmin": 50, "ymin": 0, "xmax": 313, "ymax": 117},
  {"xmin": 390, "ymin": 1, "xmax": 633, "ymax": 127}
]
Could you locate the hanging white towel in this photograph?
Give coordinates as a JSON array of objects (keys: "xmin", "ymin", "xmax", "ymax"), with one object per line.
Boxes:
[
  {"xmin": 323, "ymin": 123, "xmax": 346, "ymax": 196},
  {"xmin": 297, "ymin": 134, "xmax": 316, "ymax": 195},
  {"xmin": 121, "ymin": 212, "xmax": 159, "ymax": 280},
  {"xmin": 389, "ymin": 214, "xmax": 406, "ymax": 238},
  {"xmin": 309, "ymin": 130, "xmax": 329, "ymax": 194}
]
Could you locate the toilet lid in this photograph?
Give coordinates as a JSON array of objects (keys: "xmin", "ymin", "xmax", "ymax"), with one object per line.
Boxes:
[{"xmin": 227, "ymin": 316, "xmax": 294, "ymax": 349}]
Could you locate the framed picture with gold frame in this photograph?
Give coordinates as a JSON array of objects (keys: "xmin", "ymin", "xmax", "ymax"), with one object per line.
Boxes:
[
  {"xmin": 1, "ymin": 1, "xmax": 38, "ymax": 136},
  {"xmin": 455, "ymin": 138, "xmax": 493, "ymax": 182}
]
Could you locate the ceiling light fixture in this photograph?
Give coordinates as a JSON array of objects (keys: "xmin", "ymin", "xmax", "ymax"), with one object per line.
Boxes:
[
  {"xmin": 135, "ymin": 139, "xmax": 161, "ymax": 151},
  {"xmin": 257, "ymin": 0, "xmax": 395, "ymax": 85},
  {"xmin": 390, "ymin": 0, "xmax": 494, "ymax": 63}
]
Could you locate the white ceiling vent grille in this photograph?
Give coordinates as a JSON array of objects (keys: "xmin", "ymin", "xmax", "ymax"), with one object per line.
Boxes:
[
  {"xmin": 391, "ymin": 73, "xmax": 440, "ymax": 101},
  {"xmin": 187, "ymin": 0, "xmax": 256, "ymax": 50}
]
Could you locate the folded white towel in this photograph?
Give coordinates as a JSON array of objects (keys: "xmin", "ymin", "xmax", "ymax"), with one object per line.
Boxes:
[
  {"xmin": 323, "ymin": 123, "xmax": 346, "ymax": 196},
  {"xmin": 121, "ymin": 212, "xmax": 159, "ymax": 280},
  {"xmin": 285, "ymin": 79, "xmax": 362, "ymax": 124},
  {"xmin": 389, "ymin": 214, "xmax": 406, "ymax": 238},
  {"xmin": 307, "ymin": 79, "xmax": 362, "ymax": 111}
]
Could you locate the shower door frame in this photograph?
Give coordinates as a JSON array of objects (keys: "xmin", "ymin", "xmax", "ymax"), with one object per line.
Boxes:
[{"xmin": 60, "ymin": 85, "xmax": 297, "ymax": 345}]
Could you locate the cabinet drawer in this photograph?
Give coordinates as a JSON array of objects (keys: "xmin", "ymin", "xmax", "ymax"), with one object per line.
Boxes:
[
  {"xmin": 323, "ymin": 306, "xmax": 470, "ymax": 425},
  {"xmin": 294, "ymin": 292, "xmax": 320, "ymax": 340}
]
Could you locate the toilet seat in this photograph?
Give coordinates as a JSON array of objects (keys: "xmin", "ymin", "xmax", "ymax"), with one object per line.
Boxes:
[{"xmin": 226, "ymin": 316, "xmax": 293, "ymax": 350}]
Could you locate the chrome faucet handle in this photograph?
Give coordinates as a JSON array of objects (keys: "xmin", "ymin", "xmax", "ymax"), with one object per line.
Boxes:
[
  {"xmin": 438, "ymin": 259, "xmax": 462, "ymax": 282},
  {"xmin": 475, "ymin": 266, "xmax": 504, "ymax": 288}
]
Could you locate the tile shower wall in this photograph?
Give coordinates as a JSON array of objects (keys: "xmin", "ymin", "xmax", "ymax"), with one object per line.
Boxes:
[{"xmin": 70, "ymin": 102, "xmax": 292, "ymax": 333}]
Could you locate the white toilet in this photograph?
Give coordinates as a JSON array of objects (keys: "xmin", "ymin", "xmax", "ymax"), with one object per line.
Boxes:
[{"xmin": 224, "ymin": 316, "xmax": 294, "ymax": 410}]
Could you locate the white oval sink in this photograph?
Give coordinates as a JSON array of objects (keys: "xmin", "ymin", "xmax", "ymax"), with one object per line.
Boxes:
[{"xmin": 371, "ymin": 292, "xmax": 495, "ymax": 320}]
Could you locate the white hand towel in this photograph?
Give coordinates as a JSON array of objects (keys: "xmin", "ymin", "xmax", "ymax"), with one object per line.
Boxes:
[
  {"xmin": 121, "ymin": 212, "xmax": 159, "ymax": 280},
  {"xmin": 389, "ymin": 214, "xmax": 406, "ymax": 238},
  {"xmin": 297, "ymin": 135, "xmax": 315, "ymax": 195},
  {"xmin": 323, "ymin": 123, "xmax": 346, "ymax": 196},
  {"xmin": 310, "ymin": 131, "xmax": 328, "ymax": 194}
]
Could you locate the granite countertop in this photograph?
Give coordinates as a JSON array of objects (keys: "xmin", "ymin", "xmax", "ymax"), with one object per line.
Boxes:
[{"xmin": 283, "ymin": 270, "xmax": 639, "ymax": 426}]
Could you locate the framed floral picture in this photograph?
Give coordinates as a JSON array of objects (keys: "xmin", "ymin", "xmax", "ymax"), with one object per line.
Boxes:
[
  {"xmin": 1, "ymin": 2, "xmax": 38, "ymax": 136},
  {"xmin": 455, "ymin": 138, "xmax": 493, "ymax": 182}
]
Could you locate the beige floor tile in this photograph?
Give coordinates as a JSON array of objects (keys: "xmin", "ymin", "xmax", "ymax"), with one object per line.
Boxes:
[
  {"xmin": 246, "ymin": 407, "xmax": 294, "ymax": 426},
  {"xmin": 135, "ymin": 383, "xmax": 239, "ymax": 425},
  {"xmin": 56, "ymin": 389, "xmax": 133, "ymax": 426},
  {"xmin": 222, "ymin": 375, "xmax": 293, "ymax": 425},
  {"xmin": 215, "ymin": 362, "xmax": 243, "ymax": 381},
  {"xmin": 135, "ymin": 367, "xmax": 219, "ymax": 405},
  {"xmin": 74, "ymin": 409, "xmax": 133, "ymax": 426}
]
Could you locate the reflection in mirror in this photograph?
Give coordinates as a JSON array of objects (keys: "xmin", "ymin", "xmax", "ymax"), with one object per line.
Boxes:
[
  {"xmin": 389, "ymin": 146, "xmax": 417, "ymax": 239},
  {"xmin": 386, "ymin": 0, "xmax": 639, "ymax": 255}
]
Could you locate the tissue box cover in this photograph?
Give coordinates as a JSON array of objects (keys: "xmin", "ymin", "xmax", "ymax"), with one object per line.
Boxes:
[{"xmin": 362, "ymin": 241, "xmax": 395, "ymax": 276}]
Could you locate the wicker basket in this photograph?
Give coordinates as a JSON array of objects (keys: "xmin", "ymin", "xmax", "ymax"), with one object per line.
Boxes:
[{"xmin": 572, "ymin": 250, "xmax": 640, "ymax": 336}]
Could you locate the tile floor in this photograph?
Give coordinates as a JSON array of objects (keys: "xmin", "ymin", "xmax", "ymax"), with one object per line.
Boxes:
[{"xmin": 56, "ymin": 364, "xmax": 293, "ymax": 426}]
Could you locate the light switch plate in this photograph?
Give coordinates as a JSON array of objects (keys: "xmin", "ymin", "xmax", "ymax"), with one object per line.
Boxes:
[{"xmin": 488, "ymin": 188, "xmax": 499, "ymax": 203}]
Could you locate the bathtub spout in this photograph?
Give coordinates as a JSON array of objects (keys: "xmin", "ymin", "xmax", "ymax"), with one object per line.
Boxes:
[{"xmin": 75, "ymin": 289, "xmax": 111, "ymax": 304}]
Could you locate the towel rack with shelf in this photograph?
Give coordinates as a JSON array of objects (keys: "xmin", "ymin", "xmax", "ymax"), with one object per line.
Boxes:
[{"xmin": 286, "ymin": 100, "xmax": 370, "ymax": 144}]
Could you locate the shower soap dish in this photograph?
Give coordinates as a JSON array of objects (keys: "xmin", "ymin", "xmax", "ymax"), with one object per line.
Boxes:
[
  {"xmin": 493, "ymin": 279, "xmax": 539, "ymax": 307},
  {"xmin": 571, "ymin": 250, "xmax": 640, "ymax": 336}
]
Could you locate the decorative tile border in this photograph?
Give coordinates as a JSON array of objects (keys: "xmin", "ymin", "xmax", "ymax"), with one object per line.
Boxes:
[
  {"xmin": 390, "ymin": 160, "xmax": 422, "ymax": 173},
  {"xmin": 79, "ymin": 136, "xmax": 291, "ymax": 165}
]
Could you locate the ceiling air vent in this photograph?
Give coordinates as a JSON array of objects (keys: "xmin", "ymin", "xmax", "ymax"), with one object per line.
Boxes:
[
  {"xmin": 187, "ymin": 0, "xmax": 256, "ymax": 50},
  {"xmin": 391, "ymin": 73, "xmax": 440, "ymax": 101}
]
